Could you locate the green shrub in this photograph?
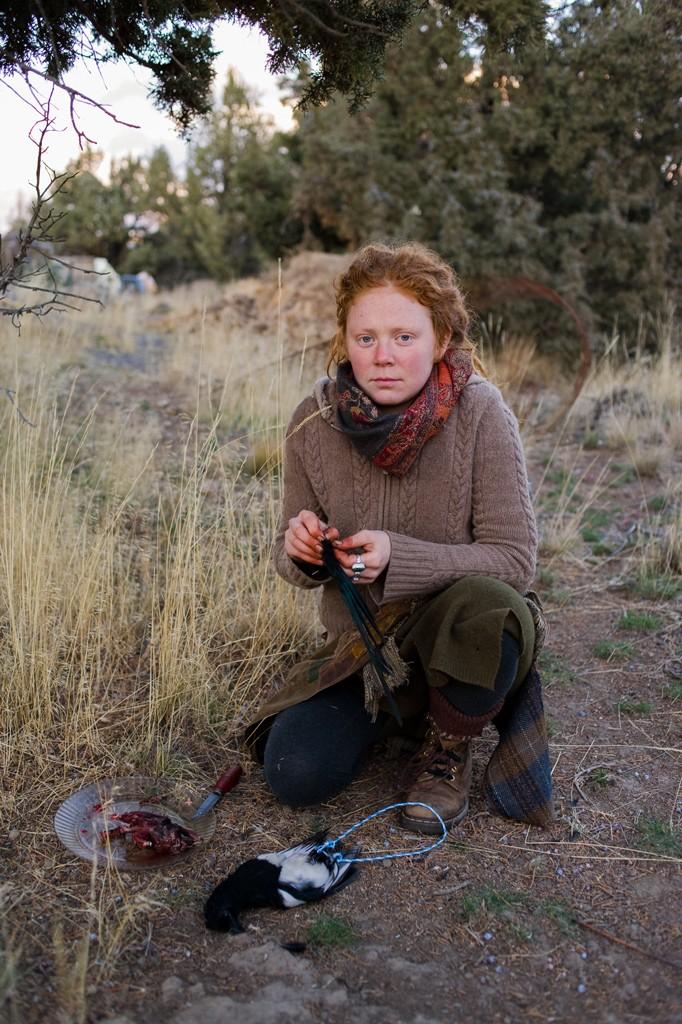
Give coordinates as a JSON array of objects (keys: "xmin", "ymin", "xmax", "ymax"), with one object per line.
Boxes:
[
  {"xmin": 581, "ymin": 526, "xmax": 602, "ymax": 543},
  {"xmin": 584, "ymin": 508, "xmax": 612, "ymax": 528},
  {"xmin": 631, "ymin": 574, "xmax": 681, "ymax": 601},
  {"xmin": 636, "ymin": 818, "xmax": 682, "ymax": 857},
  {"xmin": 615, "ymin": 698, "xmax": 652, "ymax": 716},
  {"xmin": 587, "ymin": 767, "xmax": 614, "ymax": 788},
  {"xmin": 306, "ymin": 913, "xmax": 360, "ymax": 949},
  {"xmin": 617, "ymin": 610, "xmax": 663, "ymax": 632},
  {"xmin": 593, "ymin": 640, "xmax": 634, "ymax": 660},
  {"xmin": 539, "ymin": 649, "xmax": 578, "ymax": 686},
  {"xmin": 460, "ymin": 886, "xmax": 529, "ymax": 921}
]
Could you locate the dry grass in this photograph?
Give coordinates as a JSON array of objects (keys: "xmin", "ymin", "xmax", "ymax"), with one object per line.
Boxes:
[
  {"xmin": 0, "ymin": 291, "xmax": 321, "ymax": 785},
  {"xmin": 636, "ymin": 480, "xmax": 682, "ymax": 579},
  {"xmin": 573, "ymin": 303, "xmax": 681, "ymax": 465},
  {"xmin": 480, "ymin": 332, "xmax": 560, "ymax": 429},
  {"xmin": 535, "ymin": 455, "xmax": 611, "ymax": 561},
  {"xmin": 2, "ymin": 290, "xmax": 677, "ymax": 774},
  {"xmin": 551, "ymin": 307, "xmax": 682, "ymax": 578}
]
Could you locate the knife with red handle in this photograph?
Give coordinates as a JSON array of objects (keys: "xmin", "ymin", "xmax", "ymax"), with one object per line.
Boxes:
[{"xmin": 191, "ymin": 765, "xmax": 243, "ymax": 820}]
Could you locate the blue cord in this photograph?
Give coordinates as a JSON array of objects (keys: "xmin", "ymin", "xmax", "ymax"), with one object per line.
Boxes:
[{"xmin": 315, "ymin": 802, "xmax": 447, "ymax": 864}]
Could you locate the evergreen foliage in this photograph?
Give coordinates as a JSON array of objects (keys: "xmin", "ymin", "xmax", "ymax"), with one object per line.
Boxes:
[
  {"xmin": 503, "ymin": 0, "xmax": 681, "ymax": 328},
  {"xmin": 294, "ymin": 1, "xmax": 681, "ymax": 332},
  {"xmin": 0, "ymin": 1, "xmax": 545, "ymax": 130}
]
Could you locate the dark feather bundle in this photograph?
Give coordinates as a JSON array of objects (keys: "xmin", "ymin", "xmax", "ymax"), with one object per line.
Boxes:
[{"xmin": 321, "ymin": 538, "xmax": 404, "ymax": 724}]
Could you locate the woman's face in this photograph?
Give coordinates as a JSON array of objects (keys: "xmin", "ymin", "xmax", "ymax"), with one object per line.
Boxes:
[{"xmin": 345, "ymin": 285, "xmax": 448, "ymax": 406}]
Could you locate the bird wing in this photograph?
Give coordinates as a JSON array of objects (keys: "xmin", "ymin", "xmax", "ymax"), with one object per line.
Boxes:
[
  {"xmin": 274, "ymin": 851, "xmax": 332, "ymax": 891},
  {"xmin": 277, "ymin": 883, "xmax": 316, "ymax": 907},
  {"xmin": 276, "ymin": 847, "xmax": 359, "ymax": 904},
  {"xmin": 326, "ymin": 856, "xmax": 359, "ymax": 895},
  {"xmin": 258, "ymin": 834, "xmax": 360, "ymax": 907},
  {"xmin": 258, "ymin": 830, "xmax": 329, "ymax": 870}
]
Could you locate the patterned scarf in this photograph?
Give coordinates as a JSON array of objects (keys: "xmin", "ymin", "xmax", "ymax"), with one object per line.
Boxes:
[{"xmin": 335, "ymin": 348, "xmax": 473, "ymax": 477}]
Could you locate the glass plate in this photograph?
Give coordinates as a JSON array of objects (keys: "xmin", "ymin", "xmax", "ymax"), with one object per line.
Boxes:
[{"xmin": 54, "ymin": 776, "xmax": 216, "ymax": 871}]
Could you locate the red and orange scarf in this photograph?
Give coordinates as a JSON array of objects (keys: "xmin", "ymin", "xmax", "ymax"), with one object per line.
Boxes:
[{"xmin": 335, "ymin": 348, "xmax": 473, "ymax": 477}]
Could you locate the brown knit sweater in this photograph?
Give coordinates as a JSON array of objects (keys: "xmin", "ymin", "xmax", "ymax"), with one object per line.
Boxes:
[{"xmin": 274, "ymin": 372, "xmax": 538, "ymax": 641}]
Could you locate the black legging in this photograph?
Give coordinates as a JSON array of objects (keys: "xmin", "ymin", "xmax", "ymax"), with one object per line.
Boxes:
[{"xmin": 263, "ymin": 631, "xmax": 520, "ymax": 807}]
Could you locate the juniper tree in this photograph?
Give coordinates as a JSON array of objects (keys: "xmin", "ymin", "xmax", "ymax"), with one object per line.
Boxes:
[
  {"xmin": 0, "ymin": 1, "xmax": 547, "ymax": 131},
  {"xmin": 292, "ymin": 0, "xmax": 681, "ymax": 336}
]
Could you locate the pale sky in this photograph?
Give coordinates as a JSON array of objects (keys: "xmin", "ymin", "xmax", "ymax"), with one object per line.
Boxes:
[{"xmin": 0, "ymin": 22, "xmax": 295, "ymax": 231}]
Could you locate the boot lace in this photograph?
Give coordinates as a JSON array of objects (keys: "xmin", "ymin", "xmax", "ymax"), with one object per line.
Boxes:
[{"xmin": 400, "ymin": 726, "xmax": 465, "ymax": 788}]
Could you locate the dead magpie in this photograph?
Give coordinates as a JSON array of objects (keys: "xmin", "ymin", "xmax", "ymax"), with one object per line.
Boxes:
[{"xmin": 204, "ymin": 831, "xmax": 359, "ymax": 933}]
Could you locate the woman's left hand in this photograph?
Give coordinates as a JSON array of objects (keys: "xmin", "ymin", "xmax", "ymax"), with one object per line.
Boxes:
[{"xmin": 333, "ymin": 530, "xmax": 391, "ymax": 584}]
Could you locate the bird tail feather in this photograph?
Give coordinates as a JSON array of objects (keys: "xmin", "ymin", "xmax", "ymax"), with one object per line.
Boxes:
[{"xmin": 321, "ymin": 539, "xmax": 405, "ymax": 724}]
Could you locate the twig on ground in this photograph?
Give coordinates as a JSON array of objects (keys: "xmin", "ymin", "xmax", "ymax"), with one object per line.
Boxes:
[
  {"xmin": 576, "ymin": 918, "xmax": 681, "ymax": 970},
  {"xmin": 552, "ymin": 743, "xmax": 680, "ymax": 754},
  {"xmin": 463, "ymin": 925, "xmax": 485, "ymax": 947},
  {"xmin": 571, "ymin": 762, "xmax": 621, "ymax": 804},
  {"xmin": 670, "ymin": 775, "xmax": 682, "ymax": 832},
  {"xmin": 448, "ymin": 836, "xmax": 681, "ymax": 866},
  {"xmin": 422, "ymin": 881, "xmax": 472, "ymax": 901}
]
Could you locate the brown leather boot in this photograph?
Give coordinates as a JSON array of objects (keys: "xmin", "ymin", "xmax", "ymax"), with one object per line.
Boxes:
[{"xmin": 399, "ymin": 718, "xmax": 473, "ymax": 834}]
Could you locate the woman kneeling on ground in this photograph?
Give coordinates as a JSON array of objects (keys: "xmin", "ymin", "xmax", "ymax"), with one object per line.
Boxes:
[{"xmin": 245, "ymin": 241, "xmax": 553, "ymax": 831}]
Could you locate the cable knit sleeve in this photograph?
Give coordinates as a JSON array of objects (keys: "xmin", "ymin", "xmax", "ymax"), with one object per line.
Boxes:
[
  {"xmin": 382, "ymin": 387, "xmax": 537, "ymax": 600},
  {"xmin": 272, "ymin": 399, "xmax": 331, "ymax": 589}
]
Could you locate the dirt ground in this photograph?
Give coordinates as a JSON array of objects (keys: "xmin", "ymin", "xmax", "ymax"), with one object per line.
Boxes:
[{"xmin": 3, "ymin": 283, "xmax": 681, "ymax": 1024}]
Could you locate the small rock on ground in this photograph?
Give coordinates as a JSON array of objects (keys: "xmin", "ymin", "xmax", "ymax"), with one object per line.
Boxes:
[
  {"xmin": 169, "ymin": 982, "xmax": 313, "ymax": 1024},
  {"xmin": 161, "ymin": 976, "xmax": 185, "ymax": 1002},
  {"xmin": 228, "ymin": 940, "xmax": 315, "ymax": 980}
]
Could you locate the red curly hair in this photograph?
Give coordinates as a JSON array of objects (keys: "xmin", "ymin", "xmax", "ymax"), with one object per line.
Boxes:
[{"xmin": 329, "ymin": 241, "xmax": 485, "ymax": 376}]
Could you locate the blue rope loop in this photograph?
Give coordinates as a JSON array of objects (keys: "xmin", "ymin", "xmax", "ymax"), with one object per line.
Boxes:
[{"xmin": 315, "ymin": 802, "xmax": 447, "ymax": 864}]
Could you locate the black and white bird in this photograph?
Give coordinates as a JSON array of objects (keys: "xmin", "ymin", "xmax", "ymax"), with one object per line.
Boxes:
[{"xmin": 204, "ymin": 831, "xmax": 360, "ymax": 933}]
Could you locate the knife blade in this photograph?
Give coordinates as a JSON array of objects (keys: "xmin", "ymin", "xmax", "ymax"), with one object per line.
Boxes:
[{"xmin": 192, "ymin": 765, "xmax": 243, "ymax": 820}]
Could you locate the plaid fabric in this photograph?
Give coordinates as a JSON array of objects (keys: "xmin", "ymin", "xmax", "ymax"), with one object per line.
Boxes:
[{"xmin": 483, "ymin": 662, "xmax": 554, "ymax": 826}]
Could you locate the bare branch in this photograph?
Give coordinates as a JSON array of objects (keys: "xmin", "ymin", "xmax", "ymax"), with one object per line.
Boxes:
[
  {"xmin": 30, "ymin": 248, "xmax": 107, "ymax": 276},
  {"xmin": 0, "ymin": 86, "xmax": 108, "ymax": 323},
  {"xmin": 1, "ymin": 76, "xmax": 46, "ymax": 119},
  {"xmin": 15, "ymin": 64, "xmax": 141, "ymax": 149},
  {"xmin": 7, "ymin": 280, "xmax": 102, "ymax": 301},
  {"xmin": 289, "ymin": 0, "xmax": 397, "ymax": 36},
  {"xmin": 1, "ymin": 388, "xmax": 37, "ymax": 427}
]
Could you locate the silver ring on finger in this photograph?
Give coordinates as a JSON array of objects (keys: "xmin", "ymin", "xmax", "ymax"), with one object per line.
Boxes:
[{"xmin": 351, "ymin": 559, "xmax": 366, "ymax": 574}]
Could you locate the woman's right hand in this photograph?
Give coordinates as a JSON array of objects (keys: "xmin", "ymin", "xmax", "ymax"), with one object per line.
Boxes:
[{"xmin": 284, "ymin": 510, "xmax": 339, "ymax": 566}]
